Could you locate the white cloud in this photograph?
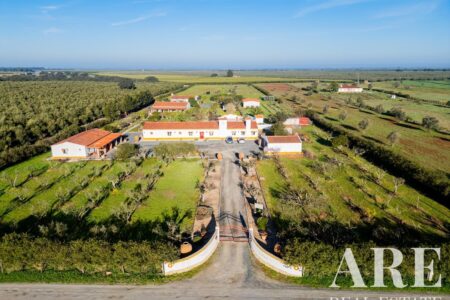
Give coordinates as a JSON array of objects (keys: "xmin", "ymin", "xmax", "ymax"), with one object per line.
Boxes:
[
  {"xmin": 373, "ymin": 1, "xmax": 439, "ymax": 19},
  {"xmin": 295, "ymin": 0, "xmax": 370, "ymax": 17},
  {"xmin": 40, "ymin": 5, "xmax": 62, "ymax": 14},
  {"xmin": 43, "ymin": 27, "xmax": 63, "ymax": 34},
  {"xmin": 111, "ymin": 11, "xmax": 167, "ymax": 26}
]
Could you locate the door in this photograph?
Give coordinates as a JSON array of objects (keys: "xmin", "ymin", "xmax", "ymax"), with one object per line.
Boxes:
[{"xmin": 200, "ymin": 131, "xmax": 204, "ymax": 139}]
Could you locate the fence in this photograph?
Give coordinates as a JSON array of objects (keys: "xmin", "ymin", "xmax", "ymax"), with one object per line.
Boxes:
[
  {"xmin": 248, "ymin": 228, "xmax": 303, "ymax": 277},
  {"xmin": 162, "ymin": 226, "xmax": 220, "ymax": 275}
]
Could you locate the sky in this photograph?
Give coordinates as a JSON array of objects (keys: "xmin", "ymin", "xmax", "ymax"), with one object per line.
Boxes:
[{"xmin": 0, "ymin": 0, "xmax": 449, "ymax": 69}]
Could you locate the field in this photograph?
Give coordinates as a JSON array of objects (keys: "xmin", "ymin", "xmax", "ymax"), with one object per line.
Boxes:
[
  {"xmin": 370, "ymin": 80, "xmax": 450, "ymax": 103},
  {"xmin": 177, "ymin": 84, "xmax": 263, "ymax": 99},
  {"xmin": 95, "ymin": 72, "xmax": 306, "ymax": 84},
  {"xmin": 132, "ymin": 159, "xmax": 204, "ymax": 231},
  {"xmin": 257, "ymin": 125, "xmax": 450, "ymax": 242}
]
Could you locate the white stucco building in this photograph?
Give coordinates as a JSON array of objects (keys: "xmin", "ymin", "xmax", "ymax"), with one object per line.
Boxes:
[
  {"xmin": 51, "ymin": 129, "xmax": 123, "ymax": 159},
  {"xmin": 338, "ymin": 84, "xmax": 363, "ymax": 93},
  {"xmin": 263, "ymin": 135, "xmax": 302, "ymax": 155},
  {"xmin": 142, "ymin": 117, "xmax": 259, "ymax": 141},
  {"xmin": 242, "ymin": 98, "xmax": 260, "ymax": 108}
]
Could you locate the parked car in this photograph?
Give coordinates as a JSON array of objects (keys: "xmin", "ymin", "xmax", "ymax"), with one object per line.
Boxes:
[
  {"xmin": 237, "ymin": 138, "xmax": 246, "ymax": 144},
  {"xmin": 225, "ymin": 136, "xmax": 233, "ymax": 144}
]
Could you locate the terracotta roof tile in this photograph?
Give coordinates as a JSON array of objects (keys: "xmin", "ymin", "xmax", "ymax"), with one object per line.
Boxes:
[
  {"xmin": 267, "ymin": 135, "xmax": 302, "ymax": 144},
  {"xmin": 54, "ymin": 129, "xmax": 121, "ymax": 148},
  {"xmin": 242, "ymin": 98, "xmax": 260, "ymax": 102},
  {"xmin": 152, "ymin": 101, "xmax": 189, "ymax": 110},
  {"xmin": 144, "ymin": 121, "xmax": 219, "ymax": 130}
]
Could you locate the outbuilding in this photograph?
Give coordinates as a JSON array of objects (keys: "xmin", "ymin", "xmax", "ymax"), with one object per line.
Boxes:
[
  {"xmin": 263, "ymin": 135, "xmax": 302, "ymax": 155},
  {"xmin": 242, "ymin": 98, "xmax": 261, "ymax": 108}
]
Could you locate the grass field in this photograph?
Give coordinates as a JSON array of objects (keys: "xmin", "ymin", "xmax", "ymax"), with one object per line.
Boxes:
[
  {"xmin": 257, "ymin": 125, "xmax": 450, "ymax": 241},
  {"xmin": 95, "ymin": 72, "xmax": 306, "ymax": 84},
  {"xmin": 176, "ymin": 84, "xmax": 263, "ymax": 99},
  {"xmin": 370, "ymin": 80, "xmax": 450, "ymax": 103},
  {"xmin": 132, "ymin": 159, "xmax": 203, "ymax": 231}
]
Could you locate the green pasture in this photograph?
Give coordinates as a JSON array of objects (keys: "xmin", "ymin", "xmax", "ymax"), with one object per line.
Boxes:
[{"xmin": 370, "ymin": 80, "xmax": 450, "ymax": 103}]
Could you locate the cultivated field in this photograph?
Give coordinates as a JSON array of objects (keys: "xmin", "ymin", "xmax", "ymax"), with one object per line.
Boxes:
[
  {"xmin": 257, "ymin": 125, "xmax": 450, "ymax": 242},
  {"xmin": 177, "ymin": 84, "xmax": 263, "ymax": 99},
  {"xmin": 369, "ymin": 80, "xmax": 450, "ymax": 103}
]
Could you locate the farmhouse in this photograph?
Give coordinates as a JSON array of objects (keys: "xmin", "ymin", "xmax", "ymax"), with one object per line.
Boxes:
[
  {"xmin": 150, "ymin": 101, "xmax": 190, "ymax": 113},
  {"xmin": 170, "ymin": 95, "xmax": 198, "ymax": 102},
  {"xmin": 142, "ymin": 117, "xmax": 258, "ymax": 141},
  {"xmin": 255, "ymin": 114, "xmax": 264, "ymax": 124},
  {"xmin": 220, "ymin": 114, "xmax": 243, "ymax": 121},
  {"xmin": 262, "ymin": 135, "xmax": 302, "ymax": 155},
  {"xmin": 51, "ymin": 129, "xmax": 123, "ymax": 159},
  {"xmin": 338, "ymin": 84, "xmax": 363, "ymax": 93},
  {"xmin": 242, "ymin": 98, "xmax": 261, "ymax": 108}
]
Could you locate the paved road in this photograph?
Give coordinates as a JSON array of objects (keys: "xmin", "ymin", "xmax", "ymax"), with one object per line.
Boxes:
[{"xmin": 1, "ymin": 148, "xmax": 447, "ymax": 299}]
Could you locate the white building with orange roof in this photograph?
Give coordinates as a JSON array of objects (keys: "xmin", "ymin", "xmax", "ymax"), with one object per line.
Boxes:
[
  {"xmin": 338, "ymin": 84, "xmax": 363, "ymax": 93},
  {"xmin": 142, "ymin": 117, "xmax": 259, "ymax": 141},
  {"xmin": 150, "ymin": 101, "xmax": 190, "ymax": 113},
  {"xmin": 255, "ymin": 114, "xmax": 264, "ymax": 124},
  {"xmin": 51, "ymin": 129, "xmax": 123, "ymax": 159},
  {"xmin": 263, "ymin": 135, "xmax": 302, "ymax": 155},
  {"xmin": 242, "ymin": 98, "xmax": 260, "ymax": 108}
]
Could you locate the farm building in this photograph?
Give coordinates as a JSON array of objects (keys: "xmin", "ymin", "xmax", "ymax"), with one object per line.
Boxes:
[
  {"xmin": 338, "ymin": 84, "xmax": 363, "ymax": 93},
  {"xmin": 142, "ymin": 117, "xmax": 258, "ymax": 141},
  {"xmin": 150, "ymin": 101, "xmax": 190, "ymax": 113},
  {"xmin": 255, "ymin": 114, "xmax": 264, "ymax": 124},
  {"xmin": 284, "ymin": 117, "xmax": 311, "ymax": 127},
  {"xmin": 242, "ymin": 98, "xmax": 261, "ymax": 108},
  {"xmin": 51, "ymin": 129, "xmax": 123, "ymax": 159},
  {"xmin": 262, "ymin": 95, "xmax": 276, "ymax": 101},
  {"xmin": 262, "ymin": 135, "xmax": 302, "ymax": 155},
  {"xmin": 170, "ymin": 95, "xmax": 198, "ymax": 102}
]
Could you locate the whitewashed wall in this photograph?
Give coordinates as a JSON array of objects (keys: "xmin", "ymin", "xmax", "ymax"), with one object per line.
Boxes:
[
  {"xmin": 162, "ymin": 226, "xmax": 220, "ymax": 275},
  {"xmin": 248, "ymin": 228, "xmax": 303, "ymax": 277},
  {"xmin": 264, "ymin": 142, "xmax": 302, "ymax": 153},
  {"xmin": 243, "ymin": 101, "xmax": 260, "ymax": 108},
  {"xmin": 51, "ymin": 142, "xmax": 88, "ymax": 158}
]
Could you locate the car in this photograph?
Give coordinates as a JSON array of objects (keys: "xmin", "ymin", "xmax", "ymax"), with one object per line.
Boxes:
[
  {"xmin": 237, "ymin": 138, "xmax": 246, "ymax": 144},
  {"xmin": 225, "ymin": 136, "xmax": 233, "ymax": 144}
]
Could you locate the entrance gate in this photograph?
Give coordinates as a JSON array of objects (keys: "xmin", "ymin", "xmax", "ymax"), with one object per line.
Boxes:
[{"xmin": 219, "ymin": 211, "xmax": 248, "ymax": 242}]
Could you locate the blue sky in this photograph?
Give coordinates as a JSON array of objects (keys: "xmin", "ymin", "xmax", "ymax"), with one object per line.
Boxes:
[{"xmin": 0, "ymin": 0, "xmax": 449, "ymax": 69}]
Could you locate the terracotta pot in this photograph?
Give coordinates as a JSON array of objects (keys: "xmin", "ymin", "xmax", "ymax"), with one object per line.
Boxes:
[
  {"xmin": 239, "ymin": 152, "xmax": 244, "ymax": 160},
  {"xmin": 217, "ymin": 152, "xmax": 222, "ymax": 160},
  {"xmin": 180, "ymin": 242, "xmax": 192, "ymax": 254},
  {"xmin": 260, "ymin": 231, "xmax": 268, "ymax": 241},
  {"xmin": 274, "ymin": 243, "xmax": 282, "ymax": 255}
]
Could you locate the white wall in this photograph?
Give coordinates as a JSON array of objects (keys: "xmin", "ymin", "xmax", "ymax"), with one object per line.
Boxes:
[
  {"xmin": 249, "ymin": 228, "xmax": 303, "ymax": 277},
  {"xmin": 338, "ymin": 88, "xmax": 363, "ymax": 93},
  {"xmin": 51, "ymin": 142, "xmax": 88, "ymax": 158},
  {"xmin": 143, "ymin": 128, "xmax": 258, "ymax": 140},
  {"xmin": 162, "ymin": 226, "xmax": 220, "ymax": 275},
  {"xmin": 265, "ymin": 142, "xmax": 302, "ymax": 153}
]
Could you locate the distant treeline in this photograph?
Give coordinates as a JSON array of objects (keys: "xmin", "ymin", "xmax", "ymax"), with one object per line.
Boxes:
[{"xmin": 0, "ymin": 71, "xmax": 143, "ymax": 83}]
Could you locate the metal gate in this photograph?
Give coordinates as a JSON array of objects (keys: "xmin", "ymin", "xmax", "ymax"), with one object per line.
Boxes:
[{"xmin": 219, "ymin": 211, "xmax": 248, "ymax": 242}]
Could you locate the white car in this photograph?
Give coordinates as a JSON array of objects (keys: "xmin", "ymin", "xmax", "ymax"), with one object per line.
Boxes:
[{"xmin": 237, "ymin": 138, "xmax": 246, "ymax": 144}]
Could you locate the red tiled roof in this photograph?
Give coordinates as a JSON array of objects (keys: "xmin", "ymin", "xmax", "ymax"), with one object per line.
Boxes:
[
  {"xmin": 152, "ymin": 101, "xmax": 189, "ymax": 110},
  {"xmin": 143, "ymin": 120, "xmax": 258, "ymax": 130},
  {"xmin": 267, "ymin": 135, "xmax": 302, "ymax": 144},
  {"xmin": 89, "ymin": 133, "xmax": 122, "ymax": 148},
  {"xmin": 255, "ymin": 114, "xmax": 264, "ymax": 118},
  {"xmin": 54, "ymin": 129, "xmax": 121, "ymax": 148},
  {"xmin": 340, "ymin": 84, "xmax": 360, "ymax": 89},
  {"xmin": 299, "ymin": 117, "xmax": 311, "ymax": 126},
  {"xmin": 144, "ymin": 121, "xmax": 219, "ymax": 130},
  {"xmin": 242, "ymin": 98, "xmax": 260, "ymax": 103}
]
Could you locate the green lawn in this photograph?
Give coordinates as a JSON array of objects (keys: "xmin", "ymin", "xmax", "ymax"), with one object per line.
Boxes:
[
  {"xmin": 132, "ymin": 159, "xmax": 204, "ymax": 231},
  {"xmin": 257, "ymin": 125, "xmax": 450, "ymax": 241},
  {"xmin": 176, "ymin": 84, "xmax": 264, "ymax": 100},
  {"xmin": 88, "ymin": 158, "xmax": 160, "ymax": 223}
]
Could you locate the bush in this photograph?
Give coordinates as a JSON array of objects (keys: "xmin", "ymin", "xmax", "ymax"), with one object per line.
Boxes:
[
  {"xmin": 115, "ymin": 144, "xmax": 139, "ymax": 160},
  {"xmin": 153, "ymin": 142, "xmax": 197, "ymax": 160},
  {"xmin": 118, "ymin": 79, "xmax": 136, "ymax": 90},
  {"xmin": 256, "ymin": 216, "xmax": 268, "ymax": 232},
  {"xmin": 331, "ymin": 135, "xmax": 349, "ymax": 148},
  {"xmin": 144, "ymin": 76, "xmax": 159, "ymax": 82}
]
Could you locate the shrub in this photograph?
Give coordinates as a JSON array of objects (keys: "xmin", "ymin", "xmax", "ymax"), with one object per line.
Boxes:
[
  {"xmin": 256, "ymin": 217, "xmax": 268, "ymax": 232},
  {"xmin": 331, "ymin": 135, "xmax": 349, "ymax": 148},
  {"xmin": 115, "ymin": 144, "xmax": 139, "ymax": 160},
  {"xmin": 117, "ymin": 79, "xmax": 136, "ymax": 90},
  {"xmin": 422, "ymin": 116, "xmax": 439, "ymax": 130}
]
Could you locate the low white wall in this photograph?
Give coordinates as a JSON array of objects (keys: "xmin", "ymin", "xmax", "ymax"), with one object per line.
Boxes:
[
  {"xmin": 248, "ymin": 228, "xmax": 303, "ymax": 277},
  {"xmin": 162, "ymin": 226, "xmax": 220, "ymax": 275}
]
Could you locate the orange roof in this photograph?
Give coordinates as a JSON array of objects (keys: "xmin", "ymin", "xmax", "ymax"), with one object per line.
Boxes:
[
  {"xmin": 267, "ymin": 135, "xmax": 301, "ymax": 144},
  {"xmin": 300, "ymin": 117, "xmax": 311, "ymax": 125},
  {"xmin": 144, "ymin": 121, "xmax": 219, "ymax": 130},
  {"xmin": 152, "ymin": 101, "xmax": 189, "ymax": 110},
  {"xmin": 143, "ymin": 120, "xmax": 258, "ymax": 130},
  {"xmin": 242, "ymin": 98, "xmax": 260, "ymax": 102},
  {"xmin": 89, "ymin": 133, "xmax": 122, "ymax": 148},
  {"xmin": 255, "ymin": 114, "xmax": 264, "ymax": 118},
  {"xmin": 54, "ymin": 129, "xmax": 122, "ymax": 148}
]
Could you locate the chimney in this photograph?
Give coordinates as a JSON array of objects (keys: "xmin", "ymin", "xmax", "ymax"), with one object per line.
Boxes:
[{"xmin": 245, "ymin": 117, "xmax": 252, "ymax": 132}]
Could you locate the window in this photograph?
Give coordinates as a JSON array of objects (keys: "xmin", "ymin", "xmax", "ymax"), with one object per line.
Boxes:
[
  {"xmin": 232, "ymin": 131, "xmax": 236, "ymax": 136},
  {"xmin": 62, "ymin": 148, "xmax": 68, "ymax": 154},
  {"xmin": 188, "ymin": 132, "xmax": 193, "ymax": 136},
  {"xmin": 251, "ymin": 131, "xmax": 256, "ymax": 135},
  {"xmin": 149, "ymin": 131, "xmax": 153, "ymax": 135},
  {"xmin": 209, "ymin": 131, "xmax": 214, "ymax": 136},
  {"xmin": 167, "ymin": 132, "xmax": 172, "ymax": 136},
  {"xmin": 241, "ymin": 131, "xmax": 245, "ymax": 136},
  {"xmin": 179, "ymin": 132, "xmax": 182, "ymax": 135}
]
